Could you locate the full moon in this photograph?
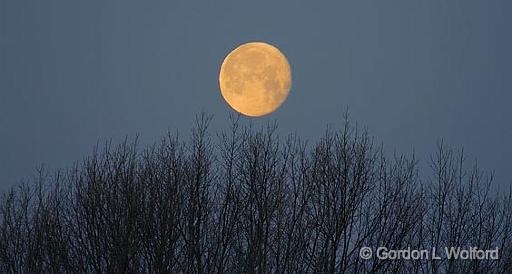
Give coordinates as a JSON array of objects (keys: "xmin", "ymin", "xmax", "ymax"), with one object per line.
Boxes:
[{"xmin": 219, "ymin": 42, "xmax": 292, "ymax": 117}]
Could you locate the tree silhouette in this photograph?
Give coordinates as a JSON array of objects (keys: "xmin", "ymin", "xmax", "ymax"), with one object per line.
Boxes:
[{"xmin": 0, "ymin": 113, "xmax": 510, "ymax": 273}]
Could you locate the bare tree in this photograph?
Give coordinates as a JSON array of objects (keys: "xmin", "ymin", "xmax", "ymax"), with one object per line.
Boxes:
[{"xmin": 0, "ymin": 114, "xmax": 510, "ymax": 273}]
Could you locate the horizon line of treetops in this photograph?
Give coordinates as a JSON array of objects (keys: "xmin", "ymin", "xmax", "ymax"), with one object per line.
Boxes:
[{"xmin": 0, "ymin": 113, "xmax": 511, "ymax": 273}]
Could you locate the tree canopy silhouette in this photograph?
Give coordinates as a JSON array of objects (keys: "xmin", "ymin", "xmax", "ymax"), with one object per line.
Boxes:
[{"xmin": 1, "ymin": 113, "xmax": 511, "ymax": 273}]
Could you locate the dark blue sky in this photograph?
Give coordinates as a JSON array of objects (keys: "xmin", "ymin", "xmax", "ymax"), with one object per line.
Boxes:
[{"xmin": 1, "ymin": 0, "xmax": 511, "ymax": 190}]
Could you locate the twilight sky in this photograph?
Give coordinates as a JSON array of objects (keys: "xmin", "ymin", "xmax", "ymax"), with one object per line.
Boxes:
[{"xmin": 1, "ymin": 0, "xmax": 511, "ymax": 190}]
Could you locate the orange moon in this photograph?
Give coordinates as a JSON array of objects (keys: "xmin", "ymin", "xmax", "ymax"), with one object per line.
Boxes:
[{"xmin": 219, "ymin": 42, "xmax": 292, "ymax": 117}]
